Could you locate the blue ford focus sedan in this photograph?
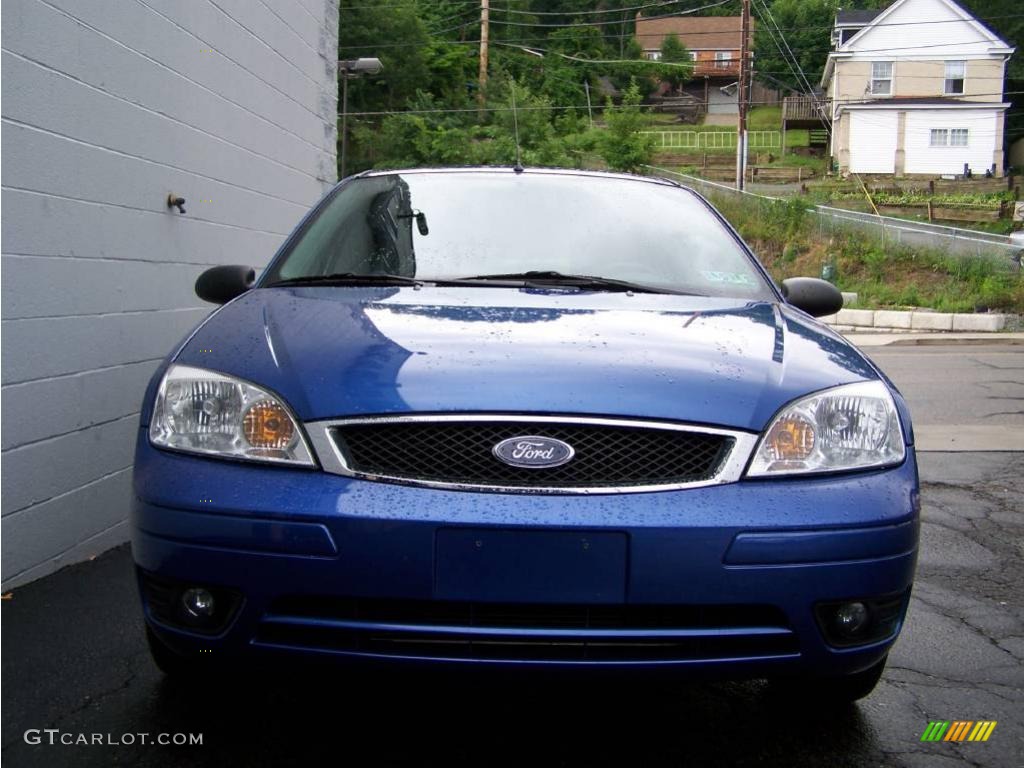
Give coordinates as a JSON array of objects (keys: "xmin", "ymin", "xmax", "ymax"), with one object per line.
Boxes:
[{"xmin": 132, "ymin": 168, "xmax": 918, "ymax": 702}]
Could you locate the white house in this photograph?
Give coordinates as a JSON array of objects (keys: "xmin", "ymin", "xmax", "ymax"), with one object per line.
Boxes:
[{"xmin": 821, "ymin": 0, "xmax": 1014, "ymax": 176}]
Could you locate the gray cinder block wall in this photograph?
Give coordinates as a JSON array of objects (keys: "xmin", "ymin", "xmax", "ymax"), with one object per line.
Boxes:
[{"xmin": 1, "ymin": 0, "xmax": 339, "ymax": 588}]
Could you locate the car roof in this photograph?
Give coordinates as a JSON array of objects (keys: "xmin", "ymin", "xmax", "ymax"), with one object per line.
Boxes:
[{"xmin": 356, "ymin": 166, "xmax": 688, "ymax": 191}]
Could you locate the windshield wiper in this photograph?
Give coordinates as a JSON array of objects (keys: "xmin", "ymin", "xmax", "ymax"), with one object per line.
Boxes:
[
  {"xmin": 455, "ymin": 271, "xmax": 695, "ymax": 296},
  {"xmin": 264, "ymin": 272, "xmax": 425, "ymax": 288},
  {"xmin": 266, "ymin": 270, "xmax": 701, "ymax": 296}
]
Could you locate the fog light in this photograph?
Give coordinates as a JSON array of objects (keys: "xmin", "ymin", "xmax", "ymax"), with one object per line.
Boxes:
[
  {"xmin": 181, "ymin": 587, "xmax": 216, "ymax": 619},
  {"xmin": 833, "ymin": 601, "xmax": 869, "ymax": 637}
]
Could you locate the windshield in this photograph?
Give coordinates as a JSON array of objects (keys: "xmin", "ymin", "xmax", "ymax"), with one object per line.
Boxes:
[{"xmin": 261, "ymin": 171, "xmax": 775, "ymax": 300}]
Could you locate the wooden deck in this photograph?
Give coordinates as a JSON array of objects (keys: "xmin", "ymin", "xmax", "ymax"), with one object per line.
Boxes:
[{"xmin": 782, "ymin": 95, "xmax": 831, "ymax": 127}]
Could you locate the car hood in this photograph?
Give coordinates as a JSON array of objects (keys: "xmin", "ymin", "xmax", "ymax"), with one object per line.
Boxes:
[{"xmin": 171, "ymin": 286, "xmax": 878, "ymax": 432}]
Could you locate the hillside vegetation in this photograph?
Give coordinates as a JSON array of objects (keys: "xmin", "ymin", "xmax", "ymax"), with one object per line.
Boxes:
[{"xmin": 708, "ymin": 194, "xmax": 1024, "ymax": 313}]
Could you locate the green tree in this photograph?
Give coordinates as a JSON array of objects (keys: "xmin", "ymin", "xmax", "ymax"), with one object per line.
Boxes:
[
  {"xmin": 608, "ymin": 36, "xmax": 689, "ymax": 96},
  {"xmin": 598, "ymin": 81, "xmax": 654, "ymax": 172},
  {"xmin": 659, "ymin": 33, "xmax": 693, "ymax": 93},
  {"xmin": 753, "ymin": 0, "xmax": 841, "ymax": 94}
]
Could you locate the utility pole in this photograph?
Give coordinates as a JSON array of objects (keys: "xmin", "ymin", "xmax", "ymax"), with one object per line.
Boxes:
[
  {"xmin": 736, "ymin": 0, "xmax": 751, "ymax": 190},
  {"xmin": 584, "ymin": 80, "xmax": 594, "ymax": 128},
  {"xmin": 341, "ymin": 70, "xmax": 350, "ymax": 178},
  {"xmin": 478, "ymin": 0, "xmax": 489, "ymax": 115}
]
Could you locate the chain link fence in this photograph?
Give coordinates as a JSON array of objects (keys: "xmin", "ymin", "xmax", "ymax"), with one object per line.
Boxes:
[{"xmin": 645, "ymin": 166, "xmax": 1022, "ymax": 265}]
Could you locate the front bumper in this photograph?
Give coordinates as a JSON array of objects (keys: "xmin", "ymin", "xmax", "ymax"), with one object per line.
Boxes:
[{"xmin": 131, "ymin": 433, "xmax": 919, "ymax": 677}]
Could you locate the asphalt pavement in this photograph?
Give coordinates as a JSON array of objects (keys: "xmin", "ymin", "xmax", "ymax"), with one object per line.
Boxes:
[
  {"xmin": 2, "ymin": 341, "xmax": 1022, "ymax": 767},
  {"xmin": 862, "ymin": 341, "xmax": 1024, "ymax": 452}
]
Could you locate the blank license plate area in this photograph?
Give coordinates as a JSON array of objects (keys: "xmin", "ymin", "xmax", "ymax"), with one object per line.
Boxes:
[{"xmin": 434, "ymin": 528, "xmax": 627, "ymax": 604}]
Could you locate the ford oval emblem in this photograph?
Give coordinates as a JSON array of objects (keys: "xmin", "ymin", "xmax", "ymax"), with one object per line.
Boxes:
[{"xmin": 493, "ymin": 436, "xmax": 575, "ymax": 469}]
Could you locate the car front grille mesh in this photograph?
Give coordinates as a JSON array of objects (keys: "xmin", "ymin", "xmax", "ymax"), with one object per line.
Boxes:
[{"xmin": 330, "ymin": 420, "xmax": 732, "ymax": 490}]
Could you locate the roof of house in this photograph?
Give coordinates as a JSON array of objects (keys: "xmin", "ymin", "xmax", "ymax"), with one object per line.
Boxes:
[
  {"xmin": 838, "ymin": 0, "xmax": 1010, "ymax": 48},
  {"xmin": 857, "ymin": 96, "xmax": 996, "ymax": 106},
  {"xmin": 836, "ymin": 96, "xmax": 1010, "ymax": 112},
  {"xmin": 835, "ymin": 9, "xmax": 884, "ymax": 26},
  {"xmin": 635, "ymin": 15, "xmax": 754, "ymax": 51},
  {"xmin": 821, "ymin": 0, "xmax": 1014, "ymax": 87}
]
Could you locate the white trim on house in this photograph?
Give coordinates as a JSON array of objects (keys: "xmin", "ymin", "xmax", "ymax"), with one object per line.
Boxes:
[
  {"xmin": 836, "ymin": 101, "xmax": 1009, "ymax": 112},
  {"xmin": 821, "ymin": 0, "xmax": 1013, "ymax": 88},
  {"xmin": 840, "ymin": 0, "xmax": 1009, "ymax": 52},
  {"xmin": 943, "ymin": 59, "xmax": 966, "ymax": 94},
  {"xmin": 869, "ymin": 61, "xmax": 894, "ymax": 96}
]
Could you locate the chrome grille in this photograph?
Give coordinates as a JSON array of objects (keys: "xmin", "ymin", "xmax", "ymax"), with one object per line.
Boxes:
[{"xmin": 315, "ymin": 416, "xmax": 741, "ymax": 492}]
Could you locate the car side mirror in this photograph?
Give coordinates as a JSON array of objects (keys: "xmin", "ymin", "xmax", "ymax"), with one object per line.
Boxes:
[
  {"xmin": 195, "ymin": 265, "xmax": 256, "ymax": 304},
  {"xmin": 781, "ymin": 277, "xmax": 844, "ymax": 318}
]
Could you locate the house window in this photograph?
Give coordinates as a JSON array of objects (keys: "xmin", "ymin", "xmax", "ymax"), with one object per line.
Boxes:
[
  {"xmin": 646, "ymin": 50, "xmax": 662, "ymax": 61},
  {"xmin": 930, "ymin": 129, "xmax": 969, "ymax": 147},
  {"xmin": 944, "ymin": 61, "xmax": 965, "ymax": 94},
  {"xmin": 870, "ymin": 61, "xmax": 892, "ymax": 95},
  {"xmin": 715, "ymin": 51, "xmax": 731, "ymax": 69},
  {"xmin": 689, "ymin": 51, "xmax": 698, "ymax": 61}
]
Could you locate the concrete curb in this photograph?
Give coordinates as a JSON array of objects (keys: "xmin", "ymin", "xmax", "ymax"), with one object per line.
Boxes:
[
  {"xmin": 822, "ymin": 308, "xmax": 1020, "ymax": 333},
  {"xmin": 884, "ymin": 336, "xmax": 1024, "ymax": 346},
  {"xmin": 842, "ymin": 332, "xmax": 1024, "ymax": 347}
]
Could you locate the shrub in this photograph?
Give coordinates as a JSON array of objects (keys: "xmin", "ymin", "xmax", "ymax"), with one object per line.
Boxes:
[{"xmin": 598, "ymin": 82, "xmax": 655, "ymax": 173}]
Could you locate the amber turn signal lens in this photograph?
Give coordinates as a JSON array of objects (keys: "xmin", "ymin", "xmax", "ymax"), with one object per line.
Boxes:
[
  {"xmin": 242, "ymin": 401, "xmax": 295, "ymax": 448},
  {"xmin": 763, "ymin": 415, "xmax": 815, "ymax": 461}
]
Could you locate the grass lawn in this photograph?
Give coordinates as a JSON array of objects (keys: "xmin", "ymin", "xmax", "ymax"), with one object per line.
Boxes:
[
  {"xmin": 747, "ymin": 106, "xmax": 780, "ymax": 129},
  {"xmin": 705, "ymin": 192, "xmax": 1024, "ymax": 313},
  {"xmin": 766, "ymin": 153, "xmax": 825, "ymax": 170},
  {"xmin": 647, "ymin": 113, "xmax": 736, "ymax": 132},
  {"xmin": 784, "ymin": 129, "xmax": 810, "ymax": 148}
]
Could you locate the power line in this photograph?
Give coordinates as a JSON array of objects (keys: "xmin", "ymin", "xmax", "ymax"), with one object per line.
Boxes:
[
  {"xmin": 483, "ymin": 9, "xmax": 1023, "ymax": 32},
  {"xmin": 343, "ymin": 37, "xmax": 1024, "ymax": 58},
  {"xmin": 342, "ymin": 91, "xmax": 1024, "ymax": 117},
  {"xmin": 337, "ymin": 1, "xmax": 1021, "ymax": 33},
  {"xmin": 753, "ymin": 0, "xmax": 829, "ymax": 135},
  {"xmin": 342, "ymin": 36, "xmax": 1023, "ymax": 59},
  {"xmin": 425, "ymin": 6, "xmax": 483, "ymax": 31},
  {"xmin": 757, "ymin": 0, "xmax": 814, "ymax": 95},
  {"xmin": 496, "ymin": 40, "xmax": 695, "ymax": 67},
  {"xmin": 744, "ymin": 0, "xmax": 829, "ymax": 161},
  {"xmin": 819, "ymin": 109, "xmax": 1022, "ymax": 125},
  {"xmin": 347, "ymin": 108, "xmax": 1024, "ymax": 125},
  {"xmin": 340, "ymin": 16, "xmax": 1024, "ymax": 51},
  {"xmin": 339, "ymin": 0, "xmax": 479, "ymax": 10},
  {"xmin": 336, "ymin": 0, "xmax": 730, "ymax": 19},
  {"xmin": 621, "ymin": 12, "xmax": 1024, "ymax": 33},
  {"xmin": 338, "ymin": 0, "xmax": 726, "ymax": 14},
  {"xmin": 503, "ymin": 0, "xmax": 736, "ymax": 17},
  {"xmin": 495, "ymin": 39, "xmax": 1013, "ymax": 81},
  {"xmin": 485, "ymin": 1, "xmax": 739, "ymax": 29},
  {"xmin": 750, "ymin": 0, "xmax": 807, "ymax": 95}
]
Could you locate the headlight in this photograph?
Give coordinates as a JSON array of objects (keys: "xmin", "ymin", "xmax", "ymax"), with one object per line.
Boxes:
[
  {"xmin": 747, "ymin": 381, "xmax": 905, "ymax": 477},
  {"xmin": 149, "ymin": 365, "xmax": 314, "ymax": 466}
]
